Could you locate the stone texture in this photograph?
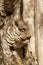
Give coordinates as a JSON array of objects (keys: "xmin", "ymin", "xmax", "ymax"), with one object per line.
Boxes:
[{"xmin": 0, "ymin": 0, "xmax": 38, "ymax": 65}]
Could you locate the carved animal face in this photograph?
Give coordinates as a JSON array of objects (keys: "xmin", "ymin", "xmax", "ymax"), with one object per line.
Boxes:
[
  {"xmin": 14, "ymin": 19, "xmax": 32, "ymax": 48},
  {"xmin": 3, "ymin": 18, "xmax": 32, "ymax": 49},
  {"xmin": 0, "ymin": 0, "xmax": 32, "ymax": 49},
  {"xmin": 14, "ymin": 19, "xmax": 32, "ymax": 41}
]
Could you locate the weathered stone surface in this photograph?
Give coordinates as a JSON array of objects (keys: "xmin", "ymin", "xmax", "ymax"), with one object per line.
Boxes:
[{"xmin": 0, "ymin": 0, "xmax": 38, "ymax": 65}]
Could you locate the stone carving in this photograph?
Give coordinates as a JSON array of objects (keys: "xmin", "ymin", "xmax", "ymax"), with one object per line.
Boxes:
[{"xmin": 0, "ymin": 0, "xmax": 38, "ymax": 65}]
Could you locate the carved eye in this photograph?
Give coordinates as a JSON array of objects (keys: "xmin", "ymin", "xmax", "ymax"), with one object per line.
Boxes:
[{"xmin": 19, "ymin": 28, "xmax": 26, "ymax": 32}]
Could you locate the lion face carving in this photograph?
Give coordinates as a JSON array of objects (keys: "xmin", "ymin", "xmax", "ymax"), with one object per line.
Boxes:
[
  {"xmin": 1, "ymin": 17, "xmax": 32, "ymax": 49},
  {"xmin": 0, "ymin": 0, "xmax": 32, "ymax": 49}
]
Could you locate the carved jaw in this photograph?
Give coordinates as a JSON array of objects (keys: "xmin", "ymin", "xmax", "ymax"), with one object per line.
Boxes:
[{"xmin": 12, "ymin": 37, "xmax": 30, "ymax": 49}]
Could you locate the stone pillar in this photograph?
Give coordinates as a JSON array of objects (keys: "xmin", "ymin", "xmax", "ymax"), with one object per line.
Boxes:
[
  {"xmin": 35, "ymin": 0, "xmax": 43, "ymax": 65},
  {"xmin": 38, "ymin": 0, "xmax": 43, "ymax": 65}
]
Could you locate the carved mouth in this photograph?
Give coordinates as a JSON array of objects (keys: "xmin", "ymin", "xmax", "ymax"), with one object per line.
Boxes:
[
  {"xmin": 16, "ymin": 38, "xmax": 30, "ymax": 44},
  {"xmin": 20, "ymin": 37, "xmax": 30, "ymax": 43},
  {"xmin": 12, "ymin": 38, "xmax": 30, "ymax": 49},
  {"xmin": 23, "ymin": 39, "xmax": 30, "ymax": 44}
]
